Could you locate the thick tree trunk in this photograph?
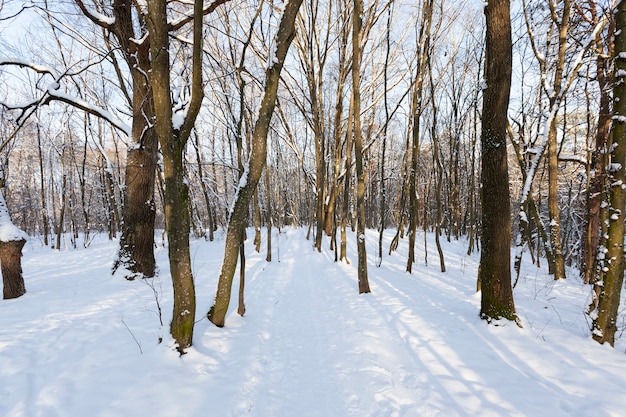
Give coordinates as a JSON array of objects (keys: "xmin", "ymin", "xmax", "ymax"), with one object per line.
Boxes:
[
  {"xmin": 115, "ymin": 143, "xmax": 157, "ymax": 278},
  {"xmin": 0, "ymin": 190, "xmax": 28, "ymax": 300},
  {"xmin": 547, "ymin": 116, "xmax": 566, "ymax": 279},
  {"xmin": 478, "ymin": 0, "xmax": 517, "ymax": 322},
  {"xmin": 108, "ymin": 1, "xmax": 158, "ymax": 279},
  {"xmin": 1, "ymin": 239, "xmax": 26, "ymax": 299}
]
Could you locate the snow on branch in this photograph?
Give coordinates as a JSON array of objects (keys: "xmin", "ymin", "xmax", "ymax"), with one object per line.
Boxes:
[
  {"xmin": 45, "ymin": 83, "xmax": 131, "ymax": 136},
  {"xmin": 73, "ymin": 0, "xmax": 115, "ymax": 30},
  {"xmin": 0, "ymin": 60, "xmax": 131, "ymax": 137},
  {"xmin": 0, "ymin": 58, "xmax": 57, "ymax": 78},
  {"xmin": 0, "ymin": 190, "xmax": 28, "ymax": 243}
]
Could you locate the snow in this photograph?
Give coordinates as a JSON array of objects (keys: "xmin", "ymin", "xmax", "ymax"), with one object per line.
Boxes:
[
  {"xmin": 2, "ymin": 228, "xmax": 626, "ymax": 416},
  {"xmin": 267, "ymin": 39, "xmax": 279, "ymax": 70},
  {"xmin": 0, "ymin": 59, "xmax": 57, "ymax": 78},
  {"xmin": 519, "ymin": 210, "xmax": 528, "ymax": 223},
  {"xmin": 0, "ymin": 191, "xmax": 28, "ymax": 242},
  {"xmin": 77, "ymin": 3, "xmax": 115, "ymax": 26},
  {"xmin": 172, "ymin": 112, "xmax": 185, "ymax": 131}
]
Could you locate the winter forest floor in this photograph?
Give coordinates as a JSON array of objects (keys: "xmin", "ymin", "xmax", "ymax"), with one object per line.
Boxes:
[{"xmin": 1, "ymin": 228, "xmax": 626, "ymax": 417}]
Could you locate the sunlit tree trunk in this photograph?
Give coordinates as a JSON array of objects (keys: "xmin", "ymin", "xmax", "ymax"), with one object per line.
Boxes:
[
  {"xmin": 581, "ymin": 1, "xmax": 614, "ymax": 285},
  {"xmin": 428, "ymin": 56, "xmax": 446, "ymax": 273},
  {"xmin": 406, "ymin": 0, "xmax": 434, "ymax": 273},
  {"xmin": 353, "ymin": 0, "xmax": 370, "ymax": 294},
  {"xmin": 209, "ymin": 0, "xmax": 304, "ymax": 327},
  {"xmin": 591, "ymin": 1, "xmax": 626, "ymax": 346},
  {"xmin": 77, "ymin": 0, "xmax": 159, "ymax": 279},
  {"xmin": 146, "ymin": 0, "xmax": 210, "ymax": 352}
]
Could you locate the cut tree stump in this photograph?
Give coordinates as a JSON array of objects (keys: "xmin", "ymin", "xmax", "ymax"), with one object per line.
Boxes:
[{"xmin": 1, "ymin": 238, "xmax": 26, "ymax": 299}]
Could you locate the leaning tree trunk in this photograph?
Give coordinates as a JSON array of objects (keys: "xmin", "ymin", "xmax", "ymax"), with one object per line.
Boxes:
[
  {"xmin": 478, "ymin": 0, "xmax": 517, "ymax": 323},
  {"xmin": 208, "ymin": 0, "xmax": 304, "ymax": 327},
  {"xmin": 0, "ymin": 190, "xmax": 28, "ymax": 300}
]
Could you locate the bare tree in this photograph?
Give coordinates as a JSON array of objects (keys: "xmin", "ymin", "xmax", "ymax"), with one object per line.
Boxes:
[{"xmin": 208, "ymin": 0, "xmax": 304, "ymax": 327}]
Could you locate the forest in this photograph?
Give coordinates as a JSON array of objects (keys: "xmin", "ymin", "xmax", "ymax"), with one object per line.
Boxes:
[
  {"xmin": 0, "ymin": 0, "xmax": 624, "ymax": 358},
  {"xmin": 2, "ymin": 0, "xmax": 626, "ymax": 415}
]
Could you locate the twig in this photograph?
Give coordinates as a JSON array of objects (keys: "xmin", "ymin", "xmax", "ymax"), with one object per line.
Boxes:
[{"xmin": 121, "ymin": 317, "xmax": 143, "ymax": 354}]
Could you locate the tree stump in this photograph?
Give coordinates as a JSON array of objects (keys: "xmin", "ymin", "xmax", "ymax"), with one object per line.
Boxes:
[{"xmin": 1, "ymin": 238, "xmax": 26, "ymax": 299}]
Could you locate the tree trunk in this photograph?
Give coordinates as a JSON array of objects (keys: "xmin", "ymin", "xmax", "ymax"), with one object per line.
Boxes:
[
  {"xmin": 353, "ymin": 0, "xmax": 370, "ymax": 294},
  {"xmin": 406, "ymin": 22, "xmax": 429, "ymax": 272},
  {"xmin": 265, "ymin": 165, "xmax": 273, "ymax": 262},
  {"xmin": 253, "ymin": 191, "xmax": 262, "ymax": 253},
  {"xmin": 429, "ymin": 58, "xmax": 446, "ymax": 273},
  {"xmin": 1, "ymin": 239, "xmax": 26, "ymax": 300},
  {"xmin": 591, "ymin": 1, "xmax": 626, "ymax": 346},
  {"xmin": 209, "ymin": 0, "xmax": 304, "ymax": 327},
  {"xmin": 0, "ymin": 190, "xmax": 28, "ymax": 300},
  {"xmin": 582, "ymin": 3, "xmax": 613, "ymax": 284},
  {"xmin": 546, "ymin": 0, "xmax": 571, "ymax": 280},
  {"xmin": 193, "ymin": 131, "xmax": 215, "ymax": 241},
  {"xmin": 377, "ymin": 4, "xmax": 392, "ymax": 268},
  {"xmin": 478, "ymin": 0, "xmax": 517, "ymax": 323},
  {"xmin": 146, "ymin": 0, "xmax": 209, "ymax": 352},
  {"xmin": 36, "ymin": 123, "xmax": 50, "ymax": 246},
  {"xmin": 105, "ymin": 1, "xmax": 158, "ymax": 279}
]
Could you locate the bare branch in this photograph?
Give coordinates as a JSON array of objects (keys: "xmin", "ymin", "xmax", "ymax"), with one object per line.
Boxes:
[
  {"xmin": 44, "ymin": 83, "xmax": 130, "ymax": 136},
  {"xmin": 168, "ymin": 0, "xmax": 232, "ymax": 32},
  {"xmin": 73, "ymin": 0, "xmax": 114, "ymax": 31},
  {"xmin": 0, "ymin": 59, "xmax": 57, "ymax": 78}
]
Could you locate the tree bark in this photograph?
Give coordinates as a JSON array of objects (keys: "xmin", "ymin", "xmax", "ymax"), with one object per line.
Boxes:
[
  {"xmin": 582, "ymin": 2, "xmax": 613, "ymax": 285},
  {"xmin": 478, "ymin": 0, "xmax": 517, "ymax": 322},
  {"xmin": 146, "ymin": 0, "xmax": 211, "ymax": 352},
  {"xmin": 546, "ymin": 0, "xmax": 571, "ymax": 280},
  {"xmin": 406, "ymin": 0, "xmax": 433, "ymax": 273},
  {"xmin": 93, "ymin": 0, "xmax": 158, "ymax": 279},
  {"xmin": 353, "ymin": 0, "xmax": 371, "ymax": 294},
  {"xmin": 0, "ymin": 189, "xmax": 28, "ymax": 300},
  {"xmin": 1, "ymin": 239, "xmax": 26, "ymax": 300},
  {"xmin": 591, "ymin": 0, "xmax": 626, "ymax": 346}
]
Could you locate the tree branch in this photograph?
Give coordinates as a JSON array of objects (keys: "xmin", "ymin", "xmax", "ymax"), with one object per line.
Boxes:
[
  {"xmin": 73, "ymin": 0, "xmax": 115, "ymax": 31},
  {"xmin": 168, "ymin": 0, "xmax": 232, "ymax": 32}
]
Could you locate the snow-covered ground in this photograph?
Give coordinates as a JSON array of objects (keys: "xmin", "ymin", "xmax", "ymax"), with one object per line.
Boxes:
[{"xmin": 1, "ymin": 228, "xmax": 625, "ymax": 417}]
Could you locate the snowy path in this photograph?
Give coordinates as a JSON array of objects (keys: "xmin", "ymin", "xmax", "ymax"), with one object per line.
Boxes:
[{"xmin": 1, "ymin": 229, "xmax": 626, "ymax": 416}]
